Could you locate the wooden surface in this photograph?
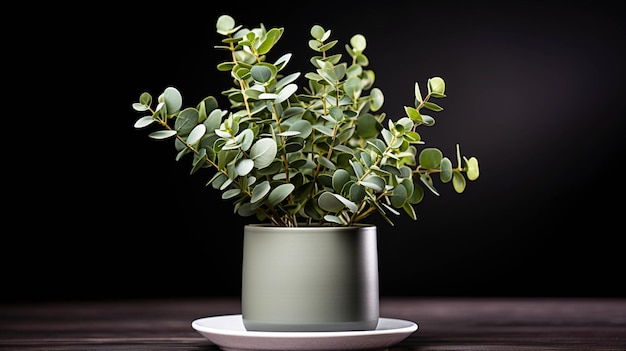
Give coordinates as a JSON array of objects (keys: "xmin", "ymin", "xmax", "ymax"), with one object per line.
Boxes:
[{"xmin": 1, "ymin": 298, "xmax": 625, "ymax": 350}]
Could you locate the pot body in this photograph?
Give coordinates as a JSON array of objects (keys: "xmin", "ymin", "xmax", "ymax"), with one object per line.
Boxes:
[{"xmin": 241, "ymin": 224, "xmax": 379, "ymax": 332}]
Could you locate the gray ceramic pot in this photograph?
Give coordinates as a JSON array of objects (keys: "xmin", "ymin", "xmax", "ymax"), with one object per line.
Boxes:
[{"xmin": 241, "ymin": 224, "xmax": 380, "ymax": 332}]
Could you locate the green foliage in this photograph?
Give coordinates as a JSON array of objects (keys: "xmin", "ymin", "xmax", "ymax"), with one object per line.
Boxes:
[{"xmin": 131, "ymin": 15, "xmax": 480, "ymax": 227}]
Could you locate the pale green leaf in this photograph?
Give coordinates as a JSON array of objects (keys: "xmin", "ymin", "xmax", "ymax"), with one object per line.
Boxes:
[
  {"xmin": 134, "ymin": 116, "xmax": 155, "ymax": 128},
  {"xmin": 250, "ymin": 138, "xmax": 277, "ymax": 169},
  {"xmin": 251, "ymin": 180, "xmax": 271, "ymax": 204},
  {"xmin": 148, "ymin": 130, "xmax": 177, "ymax": 140},
  {"xmin": 267, "ymin": 183, "xmax": 295, "ymax": 205},
  {"xmin": 235, "ymin": 158, "xmax": 254, "ymax": 177}
]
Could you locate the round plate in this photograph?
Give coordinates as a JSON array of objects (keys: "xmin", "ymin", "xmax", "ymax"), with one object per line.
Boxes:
[{"xmin": 191, "ymin": 314, "xmax": 418, "ymax": 351}]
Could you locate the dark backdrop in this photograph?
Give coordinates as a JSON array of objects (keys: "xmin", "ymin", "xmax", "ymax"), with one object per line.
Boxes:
[{"xmin": 4, "ymin": 1, "xmax": 624, "ymax": 302}]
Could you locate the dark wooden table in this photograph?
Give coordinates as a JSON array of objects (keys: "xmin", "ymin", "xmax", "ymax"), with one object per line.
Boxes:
[{"xmin": 1, "ymin": 297, "xmax": 625, "ymax": 350}]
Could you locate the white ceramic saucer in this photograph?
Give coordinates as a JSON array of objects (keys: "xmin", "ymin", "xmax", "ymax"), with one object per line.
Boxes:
[{"xmin": 192, "ymin": 314, "xmax": 417, "ymax": 351}]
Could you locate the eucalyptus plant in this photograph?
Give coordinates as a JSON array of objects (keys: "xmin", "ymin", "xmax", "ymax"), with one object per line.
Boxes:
[{"xmin": 131, "ymin": 15, "xmax": 480, "ymax": 227}]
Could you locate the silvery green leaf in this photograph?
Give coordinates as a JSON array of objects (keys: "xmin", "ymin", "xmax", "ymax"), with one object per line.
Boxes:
[
  {"xmin": 273, "ymin": 53, "xmax": 292, "ymax": 72},
  {"xmin": 380, "ymin": 165, "xmax": 402, "ymax": 176},
  {"xmin": 237, "ymin": 202, "xmax": 258, "ymax": 217},
  {"xmin": 162, "ymin": 87, "xmax": 183, "ymax": 115},
  {"xmin": 360, "ymin": 175, "xmax": 385, "ymax": 193},
  {"xmin": 369, "ymin": 87, "xmax": 384, "ymax": 112},
  {"xmin": 132, "ymin": 102, "xmax": 149, "ymax": 112},
  {"xmin": 396, "ymin": 117, "xmax": 414, "ymax": 131},
  {"xmin": 344, "ymin": 76, "xmax": 362, "ymax": 101},
  {"xmin": 222, "ymin": 139, "xmax": 240, "ymax": 150},
  {"xmin": 186, "ymin": 124, "xmax": 206, "ymax": 146},
  {"xmin": 214, "ymin": 129, "xmax": 231, "ymax": 138},
  {"xmin": 329, "ymin": 106, "xmax": 344, "ymax": 121},
  {"xmin": 134, "ymin": 116, "xmax": 155, "ymax": 128},
  {"xmin": 317, "ymin": 156, "xmax": 335, "ymax": 170},
  {"xmin": 381, "ymin": 129, "xmax": 393, "ymax": 146},
  {"xmin": 323, "ymin": 214, "xmax": 344, "ymax": 225},
  {"xmin": 207, "ymin": 172, "xmax": 226, "ymax": 189},
  {"xmin": 155, "ymin": 101, "xmax": 165, "ymax": 113},
  {"xmin": 390, "ymin": 183, "xmax": 408, "ymax": 208},
  {"xmin": 381, "ymin": 202, "xmax": 401, "ymax": 216},
  {"xmin": 251, "ymin": 180, "xmax": 271, "ymax": 204},
  {"xmin": 205, "ymin": 109, "xmax": 223, "ymax": 132},
  {"xmin": 267, "ymin": 183, "xmax": 295, "ymax": 205},
  {"xmin": 440, "ymin": 157, "xmax": 453, "ymax": 183},
  {"xmin": 282, "ymin": 106, "xmax": 306, "ymax": 119},
  {"xmin": 148, "ymin": 130, "xmax": 177, "ymax": 140},
  {"xmin": 349, "ymin": 159, "xmax": 364, "ymax": 178},
  {"xmin": 360, "ymin": 152, "xmax": 371, "ymax": 167},
  {"xmin": 219, "ymin": 177, "xmax": 233, "ymax": 191},
  {"xmin": 414, "ymin": 82, "xmax": 423, "ymax": 103},
  {"xmin": 278, "ymin": 130, "xmax": 301, "ymax": 137},
  {"xmin": 349, "ymin": 183, "xmax": 366, "ymax": 202},
  {"xmin": 250, "ymin": 138, "xmax": 277, "ymax": 169},
  {"xmin": 251, "ymin": 64, "xmax": 276, "ymax": 85},
  {"xmin": 276, "ymin": 72, "xmax": 300, "ymax": 90},
  {"xmin": 239, "ymin": 129, "xmax": 254, "ymax": 151},
  {"xmin": 421, "ymin": 114, "xmax": 436, "ymax": 126},
  {"xmin": 332, "ymin": 169, "xmax": 351, "ymax": 193},
  {"xmin": 259, "ymin": 93, "xmax": 279, "ymax": 100},
  {"xmin": 275, "ymin": 83, "xmax": 297, "ymax": 104},
  {"xmin": 222, "ymin": 188, "xmax": 241, "ymax": 200},
  {"xmin": 419, "ymin": 148, "xmax": 443, "ymax": 169},
  {"xmin": 288, "ymin": 120, "xmax": 312, "ymax": 138},
  {"xmin": 321, "ymin": 114, "xmax": 337, "ymax": 124},
  {"xmin": 245, "ymin": 89, "xmax": 263, "ymax": 99},
  {"xmin": 312, "ymin": 125, "xmax": 334, "ymax": 136},
  {"xmin": 235, "ymin": 158, "xmax": 254, "ymax": 177},
  {"xmin": 318, "ymin": 192, "xmax": 357, "ymax": 212},
  {"xmin": 215, "ymin": 14, "xmax": 237, "ymax": 35},
  {"xmin": 333, "ymin": 145, "xmax": 355, "ymax": 155}
]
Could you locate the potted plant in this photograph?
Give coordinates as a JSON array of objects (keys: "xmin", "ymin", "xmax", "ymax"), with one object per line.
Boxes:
[{"xmin": 131, "ymin": 14, "xmax": 480, "ymax": 332}]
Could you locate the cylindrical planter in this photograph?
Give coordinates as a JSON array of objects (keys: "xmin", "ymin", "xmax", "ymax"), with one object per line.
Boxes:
[{"xmin": 241, "ymin": 224, "xmax": 380, "ymax": 332}]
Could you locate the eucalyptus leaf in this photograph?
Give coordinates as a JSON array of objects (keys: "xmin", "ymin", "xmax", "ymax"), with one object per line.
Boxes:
[
  {"xmin": 250, "ymin": 138, "xmax": 277, "ymax": 169},
  {"xmin": 267, "ymin": 183, "xmax": 295, "ymax": 205}
]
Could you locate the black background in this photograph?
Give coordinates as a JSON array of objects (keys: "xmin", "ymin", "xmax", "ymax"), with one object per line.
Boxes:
[{"xmin": 5, "ymin": 1, "xmax": 624, "ymax": 302}]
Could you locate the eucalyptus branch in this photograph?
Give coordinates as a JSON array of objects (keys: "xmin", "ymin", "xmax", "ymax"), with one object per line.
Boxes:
[{"xmin": 131, "ymin": 15, "xmax": 480, "ymax": 227}]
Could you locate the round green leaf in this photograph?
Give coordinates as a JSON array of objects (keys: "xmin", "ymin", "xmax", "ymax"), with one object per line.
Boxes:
[
  {"xmin": 235, "ymin": 158, "xmax": 254, "ymax": 177},
  {"xmin": 250, "ymin": 64, "xmax": 276, "ymax": 85},
  {"xmin": 250, "ymin": 138, "xmax": 277, "ymax": 169},
  {"xmin": 134, "ymin": 116, "xmax": 155, "ymax": 128},
  {"xmin": 186, "ymin": 124, "xmax": 206, "ymax": 146},
  {"xmin": 452, "ymin": 171, "xmax": 467, "ymax": 193},
  {"xmin": 318, "ymin": 192, "xmax": 344, "ymax": 212},
  {"xmin": 267, "ymin": 183, "xmax": 295, "ymax": 206},
  {"xmin": 332, "ymin": 169, "xmax": 352, "ymax": 193},
  {"xmin": 466, "ymin": 157, "xmax": 480, "ymax": 181},
  {"xmin": 428, "ymin": 77, "xmax": 446, "ymax": 96},
  {"xmin": 251, "ymin": 180, "xmax": 271, "ymax": 204},
  {"xmin": 439, "ymin": 157, "xmax": 453, "ymax": 183},
  {"xmin": 318, "ymin": 192, "xmax": 357, "ymax": 212},
  {"xmin": 390, "ymin": 183, "xmax": 408, "ymax": 208},
  {"xmin": 162, "ymin": 87, "xmax": 182, "ymax": 114},
  {"xmin": 419, "ymin": 148, "xmax": 443, "ymax": 169}
]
